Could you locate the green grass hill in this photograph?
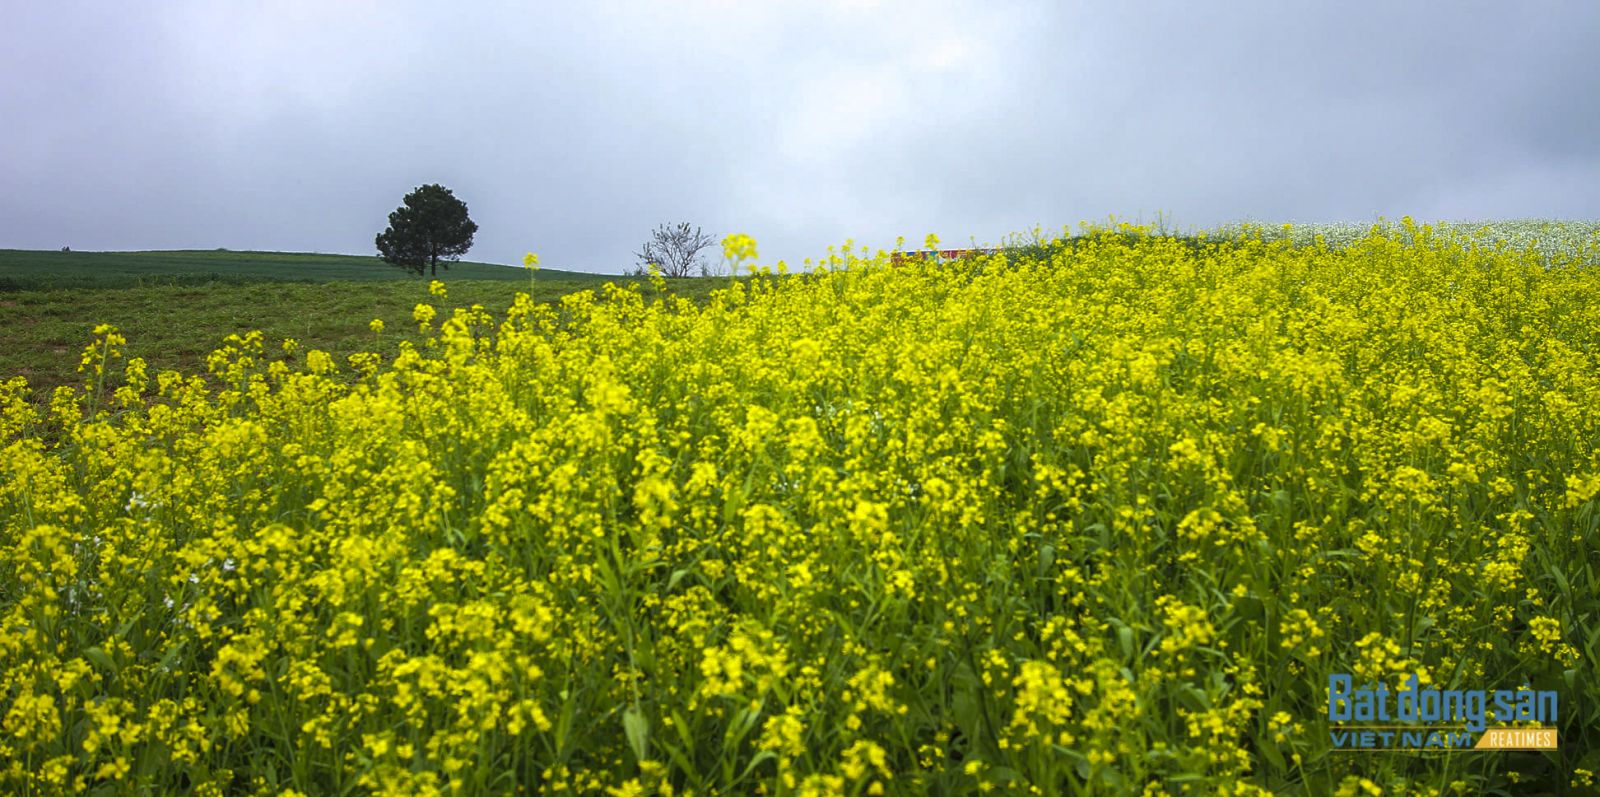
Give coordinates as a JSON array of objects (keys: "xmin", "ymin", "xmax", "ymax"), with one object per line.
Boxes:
[{"xmin": 0, "ymin": 248, "xmax": 607, "ymax": 291}]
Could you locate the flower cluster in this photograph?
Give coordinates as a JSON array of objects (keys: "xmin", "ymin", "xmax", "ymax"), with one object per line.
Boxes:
[{"xmin": 1, "ymin": 220, "xmax": 1596, "ymax": 793}]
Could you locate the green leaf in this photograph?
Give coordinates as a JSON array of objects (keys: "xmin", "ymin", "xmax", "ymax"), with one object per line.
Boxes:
[
  {"xmin": 1257, "ymin": 733, "xmax": 1287, "ymax": 772},
  {"xmin": 668, "ymin": 568, "xmax": 691, "ymax": 592},
  {"xmin": 1116, "ymin": 622, "xmax": 1135, "ymax": 661},
  {"xmin": 623, "ymin": 706, "xmax": 650, "ymax": 762},
  {"xmin": 670, "ymin": 709, "xmax": 696, "ymax": 752},
  {"xmin": 555, "ymin": 694, "xmax": 576, "ymax": 754},
  {"xmin": 738, "ymin": 750, "xmax": 777, "ymax": 780},
  {"xmin": 952, "ymin": 688, "xmax": 983, "ymax": 745},
  {"xmin": 83, "ymin": 646, "xmax": 115, "ymax": 675}
]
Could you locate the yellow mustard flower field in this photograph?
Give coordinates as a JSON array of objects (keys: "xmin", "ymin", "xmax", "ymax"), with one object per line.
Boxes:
[{"xmin": 2, "ymin": 221, "xmax": 1598, "ymax": 795}]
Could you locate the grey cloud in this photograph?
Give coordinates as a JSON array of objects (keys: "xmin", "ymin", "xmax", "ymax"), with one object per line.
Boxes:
[{"xmin": 2, "ymin": 1, "xmax": 1595, "ymax": 272}]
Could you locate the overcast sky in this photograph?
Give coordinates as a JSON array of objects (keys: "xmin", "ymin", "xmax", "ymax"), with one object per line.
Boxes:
[{"xmin": 3, "ymin": 1, "xmax": 1597, "ymax": 273}]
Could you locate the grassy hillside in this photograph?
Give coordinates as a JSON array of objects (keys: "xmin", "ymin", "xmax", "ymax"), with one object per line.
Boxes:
[
  {"xmin": 1205, "ymin": 218, "xmax": 1600, "ymax": 266},
  {"xmin": 0, "ymin": 246, "xmax": 676, "ymax": 397},
  {"xmin": 5, "ymin": 220, "xmax": 1594, "ymax": 400},
  {"xmin": 0, "ymin": 274, "xmax": 720, "ymax": 398},
  {"xmin": 0, "ymin": 248, "xmax": 608, "ymax": 291}
]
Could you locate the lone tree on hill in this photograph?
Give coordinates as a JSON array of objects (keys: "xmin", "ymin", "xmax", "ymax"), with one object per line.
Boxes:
[
  {"xmin": 376, "ymin": 184, "xmax": 478, "ymax": 277},
  {"xmin": 635, "ymin": 222, "xmax": 716, "ymax": 277}
]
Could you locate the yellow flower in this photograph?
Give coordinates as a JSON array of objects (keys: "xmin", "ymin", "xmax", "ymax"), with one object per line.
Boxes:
[
  {"xmin": 722, "ymin": 233, "xmax": 759, "ymax": 269},
  {"xmin": 7, "ymin": 220, "xmax": 1596, "ymax": 795}
]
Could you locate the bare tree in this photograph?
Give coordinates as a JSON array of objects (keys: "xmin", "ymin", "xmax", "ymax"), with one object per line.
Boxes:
[{"xmin": 635, "ymin": 222, "xmax": 716, "ymax": 277}]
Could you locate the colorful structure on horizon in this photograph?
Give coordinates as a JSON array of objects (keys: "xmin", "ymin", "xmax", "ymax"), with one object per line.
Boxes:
[{"xmin": 888, "ymin": 247, "xmax": 1001, "ymax": 264}]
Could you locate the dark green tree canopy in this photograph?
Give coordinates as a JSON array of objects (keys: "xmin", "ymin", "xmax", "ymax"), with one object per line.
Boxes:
[{"xmin": 375, "ymin": 184, "xmax": 478, "ymax": 277}]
